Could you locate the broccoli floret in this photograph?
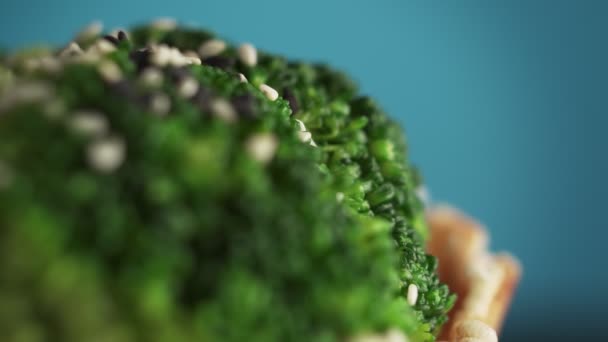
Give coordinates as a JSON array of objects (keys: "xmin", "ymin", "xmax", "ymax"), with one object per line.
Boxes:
[{"xmin": 0, "ymin": 22, "xmax": 454, "ymax": 342}]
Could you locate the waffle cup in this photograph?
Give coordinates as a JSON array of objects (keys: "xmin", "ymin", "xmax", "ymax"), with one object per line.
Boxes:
[{"xmin": 427, "ymin": 206, "xmax": 521, "ymax": 342}]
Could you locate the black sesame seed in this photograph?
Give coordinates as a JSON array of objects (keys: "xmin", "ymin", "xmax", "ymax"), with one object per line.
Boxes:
[
  {"xmin": 103, "ymin": 35, "xmax": 120, "ymax": 46},
  {"xmin": 231, "ymin": 93, "xmax": 257, "ymax": 119},
  {"xmin": 192, "ymin": 85, "xmax": 214, "ymax": 113},
  {"xmin": 117, "ymin": 31, "xmax": 128, "ymax": 41},
  {"xmin": 110, "ymin": 80, "xmax": 139, "ymax": 101},
  {"xmin": 282, "ymin": 88, "xmax": 299, "ymax": 115},
  {"xmin": 166, "ymin": 67, "xmax": 190, "ymax": 83},
  {"xmin": 129, "ymin": 48, "xmax": 151, "ymax": 72},
  {"xmin": 202, "ymin": 56, "xmax": 235, "ymax": 70}
]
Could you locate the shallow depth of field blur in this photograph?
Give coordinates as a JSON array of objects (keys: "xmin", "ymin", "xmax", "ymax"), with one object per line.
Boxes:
[{"xmin": 1, "ymin": 1, "xmax": 607, "ymax": 341}]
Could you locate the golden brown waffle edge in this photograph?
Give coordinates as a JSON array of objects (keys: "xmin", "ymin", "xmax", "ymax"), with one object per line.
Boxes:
[{"xmin": 427, "ymin": 205, "xmax": 521, "ymax": 342}]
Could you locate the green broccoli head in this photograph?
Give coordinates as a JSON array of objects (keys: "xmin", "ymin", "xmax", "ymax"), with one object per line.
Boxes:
[{"xmin": 0, "ymin": 21, "xmax": 454, "ymax": 342}]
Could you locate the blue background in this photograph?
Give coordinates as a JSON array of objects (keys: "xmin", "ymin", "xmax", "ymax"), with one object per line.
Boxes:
[{"xmin": 2, "ymin": 1, "xmax": 606, "ymax": 340}]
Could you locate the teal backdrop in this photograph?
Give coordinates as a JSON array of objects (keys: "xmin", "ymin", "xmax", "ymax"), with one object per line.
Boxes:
[{"xmin": 2, "ymin": 1, "xmax": 606, "ymax": 340}]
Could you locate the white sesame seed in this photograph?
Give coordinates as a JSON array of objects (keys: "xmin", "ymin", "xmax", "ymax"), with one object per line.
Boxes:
[
  {"xmin": 151, "ymin": 18, "xmax": 177, "ymax": 31},
  {"xmin": 16, "ymin": 82, "xmax": 53, "ymax": 101},
  {"xmin": 246, "ymin": 133, "xmax": 278, "ymax": 164},
  {"xmin": 97, "ymin": 60, "xmax": 122, "ymax": 83},
  {"xmin": 238, "ymin": 43, "xmax": 258, "ymax": 67},
  {"xmin": 385, "ymin": 330, "xmax": 409, "ymax": 342},
  {"xmin": 336, "ymin": 192, "xmax": 345, "ymax": 202},
  {"xmin": 150, "ymin": 45, "xmax": 171, "ymax": 66},
  {"xmin": 349, "ymin": 330, "xmax": 409, "ymax": 342},
  {"xmin": 210, "ymin": 98, "xmax": 237, "ymax": 123},
  {"xmin": 168, "ymin": 47, "xmax": 188, "ymax": 67},
  {"xmin": 68, "ymin": 111, "xmax": 108, "ymax": 137},
  {"xmin": 187, "ymin": 57, "xmax": 201, "ymax": 65},
  {"xmin": 90, "ymin": 39, "xmax": 116, "ymax": 55},
  {"xmin": 198, "ymin": 39, "xmax": 227, "ymax": 59},
  {"xmin": 237, "ymin": 73, "xmax": 248, "ymax": 83},
  {"xmin": 139, "ymin": 68, "xmax": 164, "ymax": 88},
  {"xmin": 294, "ymin": 119, "xmax": 307, "ymax": 131},
  {"xmin": 177, "ymin": 77, "xmax": 199, "ymax": 98},
  {"xmin": 59, "ymin": 42, "xmax": 83, "ymax": 58},
  {"xmin": 0, "ymin": 81, "xmax": 53, "ymax": 110},
  {"xmin": 87, "ymin": 137, "xmax": 126, "ymax": 173},
  {"xmin": 183, "ymin": 51, "xmax": 202, "ymax": 65},
  {"xmin": 149, "ymin": 93, "xmax": 171, "ymax": 116},
  {"xmin": 309, "ymin": 139, "xmax": 318, "ymax": 147},
  {"xmin": 72, "ymin": 50, "xmax": 102, "ymax": 64},
  {"xmin": 407, "ymin": 284, "xmax": 418, "ymax": 306},
  {"xmin": 76, "ymin": 21, "xmax": 103, "ymax": 42},
  {"xmin": 38, "ymin": 56, "xmax": 62, "ymax": 73},
  {"xmin": 297, "ymin": 131, "xmax": 312, "ymax": 143},
  {"xmin": 259, "ymin": 84, "xmax": 278, "ymax": 101},
  {"xmin": 455, "ymin": 320, "xmax": 497, "ymax": 342}
]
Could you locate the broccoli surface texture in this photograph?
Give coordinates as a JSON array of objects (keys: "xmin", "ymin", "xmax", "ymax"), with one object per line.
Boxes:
[{"xmin": 0, "ymin": 23, "xmax": 454, "ymax": 342}]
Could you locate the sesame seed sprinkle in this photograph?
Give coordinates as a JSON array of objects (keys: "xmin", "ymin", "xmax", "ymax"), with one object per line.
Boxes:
[
  {"xmin": 210, "ymin": 98, "xmax": 237, "ymax": 123},
  {"xmin": 183, "ymin": 51, "xmax": 202, "ymax": 65},
  {"xmin": 87, "ymin": 136, "xmax": 126, "ymax": 173},
  {"xmin": 97, "ymin": 60, "xmax": 123, "ymax": 83},
  {"xmin": 259, "ymin": 84, "xmax": 278, "ymax": 101},
  {"xmin": 139, "ymin": 68, "xmax": 164, "ymax": 88},
  {"xmin": 150, "ymin": 45, "xmax": 171, "ymax": 66},
  {"xmin": 149, "ymin": 93, "xmax": 171, "ymax": 116},
  {"xmin": 349, "ymin": 329, "xmax": 409, "ymax": 342},
  {"xmin": 336, "ymin": 192, "xmax": 345, "ymax": 202},
  {"xmin": 110, "ymin": 80, "xmax": 139, "ymax": 101},
  {"xmin": 297, "ymin": 131, "xmax": 312, "ymax": 143},
  {"xmin": 0, "ymin": 81, "xmax": 53, "ymax": 110},
  {"xmin": 198, "ymin": 39, "xmax": 227, "ymax": 59},
  {"xmin": 129, "ymin": 48, "xmax": 152, "ymax": 72},
  {"xmin": 117, "ymin": 30, "xmax": 128, "ymax": 41},
  {"xmin": 168, "ymin": 47, "xmax": 188, "ymax": 67},
  {"xmin": 238, "ymin": 43, "xmax": 258, "ymax": 67},
  {"xmin": 245, "ymin": 133, "xmax": 278, "ymax": 164},
  {"xmin": 59, "ymin": 42, "xmax": 83, "ymax": 58},
  {"xmin": 103, "ymin": 35, "xmax": 120, "ymax": 46},
  {"xmin": 177, "ymin": 77, "xmax": 200, "ymax": 98},
  {"xmin": 68, "ymin": 111, "xmax": 109, "ymax": 137},
  {"xmin": 90, "ymin": 39, "xmax": 117, "ymax": 55},
  {"xmin": 38, "ymin": 56, "xmax": 62, "ymax": 73},
  {"xmin": 231, "ymin": 93, "xmax": 256, "ymax": 118},
  {"xmin": 193, "ymin": 86, "xmax": 214, "ymax": 112},
  {"xmin": 75, "ymin": 21, "xmax": 103, "ymax": 42},
  {"xmin": 407, "ymin": 284, "xmax": 418, "ymax": 306},
  {"xmin": 282, "ymin": 88, "xmax": 299, "ymax": 114},
  {"xmin": 237, "ymin": 73, "xmax": 248, "ymax": 83}
]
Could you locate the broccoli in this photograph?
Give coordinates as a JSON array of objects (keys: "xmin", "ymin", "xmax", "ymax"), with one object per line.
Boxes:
[{"xmin": 0, "ymin": 22, "xmax": 454, "ymax": 342}]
